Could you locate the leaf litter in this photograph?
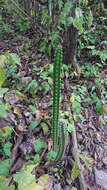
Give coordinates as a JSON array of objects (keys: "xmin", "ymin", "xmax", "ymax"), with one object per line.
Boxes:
[{"xmin": 0, "ymin": 25, "xmax": 107, "ymax": 190}]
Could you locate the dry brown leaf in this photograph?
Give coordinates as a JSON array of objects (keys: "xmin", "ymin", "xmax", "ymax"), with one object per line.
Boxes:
[
  {"xmin": 75, "ymin": 65, "xmax": 81, "ymax": 80},
  {"xmin": 103, "ymin": 105, "xmax": 107, "ymax": 114},
  {"xmin": 14, "ymin": 106, "xmax": 19, "ymax": 115}
]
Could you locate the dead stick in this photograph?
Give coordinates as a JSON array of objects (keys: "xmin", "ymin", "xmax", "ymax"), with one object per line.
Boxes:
[
  {"xmin": 72, "ymin": 119, "xmax": 87, "ymax": 190},
  {"xmin": 64, "ymin": 79, "xmax": 87, "ymax": 190}
]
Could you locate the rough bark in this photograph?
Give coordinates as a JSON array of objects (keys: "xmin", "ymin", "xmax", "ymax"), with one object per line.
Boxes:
[{"xmin": 63, "ymin": 0, "xmax": 78, "ymax": 67}]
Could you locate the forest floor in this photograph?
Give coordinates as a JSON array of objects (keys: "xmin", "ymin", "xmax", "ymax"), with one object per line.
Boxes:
[{"xmin": 0, "ymin": 26, "xmax": 107, "ymax": 190}]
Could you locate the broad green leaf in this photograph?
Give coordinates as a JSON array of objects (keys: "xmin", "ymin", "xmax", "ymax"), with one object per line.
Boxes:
[
  {"xmin": 14, "ymin": 165, "xmax": 51, "ymax": 190},
  {"xmin": 0, "ymin": 159, "xmax": 11, "ymax": 176},
  {"xmin": 41, "ymin": 122, "xmax": 49, "ymax": 135},
  {"xmin": 67, "ymin": 16, "xmax": 73, "ymax": 26},
  {"xmin": 58, "ymin": 0, "xmax": 64, "ymax": 10},
  {"xmin": 96, "ymin": 101, "xmax": 104, "ymax": 115},
  {"xmin": 33, "ymin": 154, "xmax": 40, "ymax": 164},
  {"xmin": 29, "ymin": 120, "xmax": 40, "ymax": 130},
  {"xmin": 0, "ymin": 69, "xmax": 6, "ymax": 87},
  {"xmin": 29, "ymin": 105, "xmax": 36, "ymax": 113},
  {"xmin": 34, "ymin": 138, "xmax": 46, "ymax": 153},
  {"xmin": 72, "ymin": 101, "xmax": 81, "ymax": 113},
  {"xmin": 0, "ymin": 88, "xmax": 8, "ymax": 98},
  {"xmin": 0, "ymin": 176, "xmax": 15, "ymax": 190},
  {"xmin": 0, "ymin": 99, "xmax": 7, "ymax": 118},
  {"xmin": 71, "ymin": 162, "xmax": 81, "ymax": 180},
  {"xmin": 73, "ymin": 17, "xmax": 84, "ymax": 33},
  {"xmin": 67, "ymin": 124, "xmax": 75, "ymax": 132},
  {"xmin": 0, "ymin": 126, "xmax": 12, "ymax": 138},
  {"xmin": 5, "ymin": 52, "xmax": 21, "ymax": 66},
  {"xmin": 3, "ymin": 142, "xmax": 12, "ymax": 157},
  {"xmin": 79, "ymin": 114, "xmax": 86, "ymax": 122},
  {"xmin": 46, "ymin": 151, "xmax": 57, "ymax": 161},
  {"xmin": 14, "ymin": 165, "xmax": 36, "ymax": 190}
]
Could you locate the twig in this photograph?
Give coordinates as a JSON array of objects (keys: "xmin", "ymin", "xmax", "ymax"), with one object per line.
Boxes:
[
  {"xmin": 64, "ymin": 79, "xmax": 87, "ymax": 190},
  {"xmin": 72, "ymin": 119, "xmax": 87, "ymax": 190}
]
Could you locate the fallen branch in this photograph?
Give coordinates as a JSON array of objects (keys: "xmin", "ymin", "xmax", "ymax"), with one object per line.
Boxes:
[{"xmin": 65, "ymin": 79, "xmax": 87, "ymax": 190}]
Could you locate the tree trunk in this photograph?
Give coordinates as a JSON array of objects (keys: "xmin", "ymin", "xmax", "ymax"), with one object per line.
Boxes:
[{"xmin": 63, "ymin": 0, "xmax": 78, "ymax": 67}]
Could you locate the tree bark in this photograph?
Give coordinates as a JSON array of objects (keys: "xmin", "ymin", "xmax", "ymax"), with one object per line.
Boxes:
[{"xmin": 63, "ymin": 0, "xmax": 78, "ymax": 67}]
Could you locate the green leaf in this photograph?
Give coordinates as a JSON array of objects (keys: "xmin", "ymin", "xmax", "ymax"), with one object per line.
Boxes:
[
  {"xmin": 67, "ymin": 124, "xmax": 75, "ymax": 132},
  {"xmin": 48, "ymin": 100, "xmax": 53, "ymax": 107},
  {"xmin": 96, "ymin": 101, "xmax": 104, "ymax": 115},
  {"xmin": 5, "ymin": 53, "xmax": 21, "ymax": 66},
  {"xmin": 0, "ymin": 88, "xmax": 8, "ymax": 98},
  {"xmin": 72, "ymin": 101, "xmax": 81, "ymax": 113},
  {"xmin": 33, "ymin": 154, "xmax": 40, "ymax": 164},
  {"xmin": 0, "ymin": 55, "xmax": 7, "ymax": 68},
  {"xmin": 41, "ymin": 122, "xmax": 49, "ymax": 135},
  {"xmin": 1, "ymin": 126, "xmax": 12, "ymax": 137},
  {"xmin": 67, "ymin": 16, "xmax": 73, "ymax": 26},
  {"xmin": 0, "ymin": 99, "xmax": 7, "ymax": 118},
  {"xmin": 25, "ymin": 80, "xmax": 38, "ymax": 94},
  {"xmin": 29, "ymin": 105, "xmax": 36, "ymax": 114},
  {"xmin": 14, "ymin": 165, "xmax": 51, "ymax": 190},
  {"xmin": 34, "ymin": 138, "xmax": 46, "ymax": 153},
  {"xmin": 80, "ymin": 154, "xmax": 92, "ymax": 174},
  {"xmin": 3, "ymin": 142, "xmax": 12, "ymax": 157},
  {"xmin": 14, "ymin": 165, "xmax": 36, "ymax": 190},
  {"xmin": 73, "ymin": 8, "xmax": 84, "ymax": 33},
  {"xmin": 46, "ymin": 151, "xmax": 57, "ymax": 161},
  {"xmin": 79, "ymin": 114, "xmax": 86, "ymax": 122},
  {"xmin": 0, "ymin": 69, "xmax": 6, "ymax": 87},
  {"xmin": 88, "ymin": 10, "xmax": 93, "ymax": 29},
  {"xmin": 29, "ymin": 120, "xmax": 40, "ymax": 130},
  {"xmin": 71, "ymin": 162, "xmax": 81, "ymax": 180},
  {"xmin": 71, "ymin": 187, "xmax": 77, "ymax": 190},
  {"xmin": 0, "ymin": 159, "xmax": 11, "ymax": 176},
  {"xmin": 58, "ymin": 0, "xmax": 64, "ymax": 10},
  {"xmin": 0, "ymin": 176, "xmax": 15, "ymax": 190}
]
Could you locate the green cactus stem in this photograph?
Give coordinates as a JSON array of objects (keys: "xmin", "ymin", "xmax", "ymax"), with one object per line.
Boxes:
[{"xmin": 52, "ymin": 45, "xmax": 62, "ymax": 152}]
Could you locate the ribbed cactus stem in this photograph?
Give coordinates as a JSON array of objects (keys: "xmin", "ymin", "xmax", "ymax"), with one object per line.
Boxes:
[{"xmin": 52, "ymin": 45, "xmax": 62, "ymax": 152}]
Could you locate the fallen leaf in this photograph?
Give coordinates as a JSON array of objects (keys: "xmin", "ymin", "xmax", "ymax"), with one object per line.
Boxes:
[
  {"xmin": 71, "ymin": 161, "xmax": 81, "ymax": 180},
  {"xmin": 14, "ymin": 106, "xmax": 19, "ymax": 115},
  {"xmin": 70, "ymin": 96, "xmax": 75, "ymax": 103},
  {"xmin": 75, "ymin": 65, "xmax": 81, "ymax": 80},
  {"xmin": 37, "ymin": 174, "xmax": 52, "ymax": 190},
  {"xmin": 47, "ymin": 138, "xmax": 53, "ymax": 151},
  {"xmin": 102, "ymin": 137, "xmax": 107, "ymax": 144},
  {"xmin": 103, "ymin": 105, "xmax": 107, "ymax": 114},
  {"xmin": 0, "ymin": 176, "xmax": 15, "ymax": 190}
]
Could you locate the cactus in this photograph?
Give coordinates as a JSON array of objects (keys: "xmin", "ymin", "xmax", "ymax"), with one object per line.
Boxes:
[
  {"xmin": 52, "ymin": 45, "xmax": 62, "ymax": 152},
  {"xmin": 52, "ymin": 45, "xmax": 66, "ymax": 162},
  {"xmin": 54, "ymin": 120, "xmax": 66, "ymax": 162}
]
